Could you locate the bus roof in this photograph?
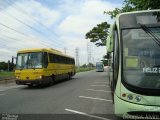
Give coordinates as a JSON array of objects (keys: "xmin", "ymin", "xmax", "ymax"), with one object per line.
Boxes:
[
  {"xmin": 116, "ymin": 9, "xmax": 160, "ymax": 20},
  {"xmin": 96, "ymin": 61, "xmax": 103, "ymax": 63},
  {"xmin": 17, "ymin": 48, "xmax": 74, "ymax": 59},
  {"xmin": 106, "ymin": 10, "xmax": 160, "ymax": 53}
]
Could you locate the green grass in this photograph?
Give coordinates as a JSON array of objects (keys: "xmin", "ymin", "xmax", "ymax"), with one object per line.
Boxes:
[
  {"xmin": 0, "ymin": 68, "xmax": 94, "ymax": 80},
  {"xmin": 76, "ymin": 67, "xmax": 95, "ymax": 73},
  {"xmin": 0, "ymin": 72, "xmax": 14, "ymax": 79}
]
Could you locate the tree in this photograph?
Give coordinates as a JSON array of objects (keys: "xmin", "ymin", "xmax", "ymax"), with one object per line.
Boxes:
[
  {"xmin": 81, "ymin": 64, "xmax": 87, "ymax": 68},
  {"xmin": 0, "ymin": 61, "xmax": 15, "ymax": 71},
  {"xmin": 0, "ymin": 62, "xmax": 8, "ymax": 71},
  {"xmin": 106, "ymin": 0, "xmax": 160, "ymax": 19},
  {"xmin": 85, "ymin": 22, "xmax": 110, "ymax": 46},
  {"xmin": 101, "ymin": 60, "xmax": 108, "ymax": 66},
  {"xmin": 87, "ymin": 63, "xmax": 94, "ymax": 67},
  {"xmin": 103, "ymin": 55, "xmax": 107, "ymax": 59},
  {"xmin": 86, "ymin": 0, "xmax": 160, "ymax": 47}
]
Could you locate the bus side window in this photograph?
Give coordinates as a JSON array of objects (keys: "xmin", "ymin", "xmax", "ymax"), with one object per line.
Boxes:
[
  {"xmin": 43, "ymin": 52, "xmax": 48, "ymax": 68},
  {"xmin": 113, "ymin": 29, "xmax": 119, "ymax": 88}
]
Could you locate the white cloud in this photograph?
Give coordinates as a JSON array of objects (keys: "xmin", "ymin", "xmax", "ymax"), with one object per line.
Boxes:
[
  {"xmin": 58, "ymin": 0, "xmax": 120, "ymax": 35},
  {"xmin": 0, "ymin": 0, "xmax": 121, "ymax": 64},
  {"xmin": 0, "ymin": 0, "xmax": 61, "ymax": 61},
  {"xmin": 60, "ymin": 35, "xmax": 87, "ymax": 47},
  {"xmin": 14, "ymin": 0, "xmax": 61, "ymax": 27},
  {"xmin": 57, "ymin": 0, "xmax": 121, "ymax": 64},
  {"xmin": 0, "ymin": 48, "xmax": 16, "ymax": 62}
]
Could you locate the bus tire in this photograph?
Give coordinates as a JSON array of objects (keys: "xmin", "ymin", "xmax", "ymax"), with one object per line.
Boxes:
[
  {"xmin": 51, "ymin": 75, "xmax": 55, "ymax": 84},
  {"xmin": 111, "ymin": 82, "xmax": 114, "ymax": 104},
  {"xmin": 67, "ymin": 73, "xmax": 71, "ymax": 80},
  {"xmin": 28, "ymin": 84, "xmax": 33, "ymax": 87}
]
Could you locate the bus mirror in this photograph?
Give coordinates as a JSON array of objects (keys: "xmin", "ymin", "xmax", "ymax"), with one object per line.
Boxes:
[{"xmin": 125, "ymin": 57, "xmax": 138, "ymax": 68}]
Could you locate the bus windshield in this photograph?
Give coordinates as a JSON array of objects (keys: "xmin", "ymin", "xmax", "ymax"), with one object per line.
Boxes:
[
  {"xmin": 16, "ymin": 52, "xmax": 43, "ymax": 69},
  {"xmin": 96, "ymin": 62, "xmax": 103, "ymax": 69},
  {"xmin": 122, "ymin": 26, "xmax": 160, "ymax": 89}
]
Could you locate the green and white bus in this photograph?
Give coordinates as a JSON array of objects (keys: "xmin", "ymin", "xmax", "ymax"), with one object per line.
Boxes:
[
  {"xmin": 96, "ymin": 61, "xmax": 104, "ymax": 72},
  {"xmin": 107, "ymin": 10, "xmax": 160, "ymax": 118}
]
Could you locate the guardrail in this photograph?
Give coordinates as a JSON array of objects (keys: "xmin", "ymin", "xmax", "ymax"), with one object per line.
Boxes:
[{"xmin": 0, "ymin": 78, "xmax": 15, "ymax": 84}]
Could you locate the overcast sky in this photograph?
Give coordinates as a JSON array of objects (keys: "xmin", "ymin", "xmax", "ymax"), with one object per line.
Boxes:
[{"xmin": 0, "ymin": 0, "xmax": 123, "ymax": 65}]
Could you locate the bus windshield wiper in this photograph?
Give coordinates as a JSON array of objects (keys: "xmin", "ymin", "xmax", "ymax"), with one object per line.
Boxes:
[{"xmin": 139, "ymin": 23, "xmax": 160, "ymax": 47}]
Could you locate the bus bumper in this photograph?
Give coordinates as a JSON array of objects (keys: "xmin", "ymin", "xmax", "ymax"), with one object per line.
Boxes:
[
  {"xmin": 114, "ymin": 94, "xmax": 160, "ymax": 119},
  {"xmin": 15, "ymin": 77, "xmax": 52, "ymax": 85}
]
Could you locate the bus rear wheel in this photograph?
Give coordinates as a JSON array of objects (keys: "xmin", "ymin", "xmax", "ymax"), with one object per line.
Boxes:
[
  {"xmin": 27, "ymin": 84, "xmax": 33, "ymax": 87},
  {"xmin": 51, "ymin": 75, "xmax": 55, "ymax": 85},
  {"xmin": 67, "ymin": 73, "xmax": 71, "ymax": 80}
]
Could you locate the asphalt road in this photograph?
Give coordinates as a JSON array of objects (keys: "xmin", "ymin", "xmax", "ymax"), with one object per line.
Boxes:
[{"xmin": 0, "ymin": 69, "xmax": 119, "ymax": 120}]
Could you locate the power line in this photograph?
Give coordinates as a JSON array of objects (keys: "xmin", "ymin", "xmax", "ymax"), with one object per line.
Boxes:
[
  {"xmin": 0, "ymin": 22, "xmax": 66, "ymax": 49},
  {"xmin": 0, "ymin": 25, "xmax": 52, "ymax": 48},
  {"xmin": 75, "ymin": 47, "xmax": 79, "ymax": 67},
  {"xmin": 64, "ymin": 47, "xmax": 67, "ymax": 55},
  {"xmin": 0, "ymin": 22, "xmax": 29, "ymax": 37},
  {"xmin": 1, "ymin": 11, "xmax": 44, "ymax": 35},
  {"xmin": 87, "ymin": 42, "xmax": 91, "ymax": 64},
  {"xmin": 0, "ymin": 12, "xmax": 64, "ymax": 49},
  {"xmin": 0, "ymin": 32, "xmax": 76, "ymax": 55},
  {"xmin": 5, "ymin": 0, "xmax": 65, "ymax": 47},
  {"xmin": 0, "ymin": 0, "xmax": 76, "ymax": 56},
  {"xmin": 0, "ymin": 5, "xmax": 75, "ymax": 52},
  {"xmin": 0, "ymin": 34, "xmax": 48, "ymax": 48}
]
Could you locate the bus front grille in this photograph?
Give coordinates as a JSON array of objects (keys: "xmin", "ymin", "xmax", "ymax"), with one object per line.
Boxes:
[{"xmin": 127, "ymin": 111, "xmax": 160, "ymax": 119}]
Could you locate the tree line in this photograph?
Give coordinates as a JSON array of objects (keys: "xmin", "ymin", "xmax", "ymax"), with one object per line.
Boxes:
[
  {"xmin": 0, "ymin": 61, "xmax": 15, "ymax": 71},
  {"xmin": 85, "ymin": 0, "xmax": 160, "ymax": 52}
]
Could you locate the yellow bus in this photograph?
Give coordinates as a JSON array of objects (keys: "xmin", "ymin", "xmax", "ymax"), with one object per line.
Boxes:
[{"xmin": 15, "ymin": 48, "xmax": 75, "ymax": 87}]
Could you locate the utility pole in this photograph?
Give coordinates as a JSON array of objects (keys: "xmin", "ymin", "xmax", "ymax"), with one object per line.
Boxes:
[
  {"xmin": 64, "ymin": 47, "xmax": 67, "ymax": 55},
  {"xmin": 87, "ymin": 42, "xmax": 91, "ymax": 65},
  {"xmin": 8, "ymin": 60, "xmax": 10, "ymax": 72},
  {"xmin": 92, "ymin": 57, "xmax": 94, "ymax": 66},
  {"xmin": 11, "ymin": 56, "xmax": 16, "ymax": 71},
  {"xmin": 75, "ymin": 47, "xmax": 79, "ymax": 67}
]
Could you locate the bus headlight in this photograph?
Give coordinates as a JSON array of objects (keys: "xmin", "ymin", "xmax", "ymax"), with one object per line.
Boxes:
[
  {"xmin": 127, "ymin": 94, "xmax": 133, "ymax": 100},
  {"xmin": 122, "ymin": 93, "xmax": 142, "ymax": 103},
  {"xmin": 36, "ymin": 76, "xmax": 42, "ymax": 79},
  {"xmin": 36, "ymin": 75, "xmax": 44, "ymax": 79},
  {"xmin": 135, "ymin": 96, "xmax": 141, "ymax": 102},
  {"xmin": 16, "ymin": 76, "xmax": 20, "ymax": 79}
]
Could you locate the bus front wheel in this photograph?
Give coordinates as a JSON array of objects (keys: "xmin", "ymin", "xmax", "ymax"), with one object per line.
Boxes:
[{"xmin": 111, "ymin": 82, "xmax": 114, "ymax": 104}]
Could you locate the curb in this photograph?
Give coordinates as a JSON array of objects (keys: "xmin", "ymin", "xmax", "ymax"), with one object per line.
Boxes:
[{"xmin": 0, "ymin": 78, "xmax": 16, "ymax": 84}]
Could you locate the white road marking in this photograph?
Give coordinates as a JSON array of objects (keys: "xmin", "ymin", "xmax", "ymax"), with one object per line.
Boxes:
[
  {"xmin": 0, "ymin": 85, "xmax": 23, "ymax": 91},
  {"xmin": 94, "ymin": 82, "xmax": 108, "ymax": 84},
  {"xmin": 0, "ymin": 94, "xmax": 5, "ymax": 96},
  {"xmin": 65, "ymin": 108, "xmax": 110, "ymax": 120},
  {"xmin": 0, "ymin": 90, "xmax": 5, "ymax": 92},
  {"xmin": 90, "ymin": 85, "xmax": 109, "ymax": 87},
  {"xmin": 86, "ymin": 89, "xmax": 111, "ymax": 93},
  {"xmin": 79, "ymin": 96, "xmax": 112, "ymax": 102}
]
